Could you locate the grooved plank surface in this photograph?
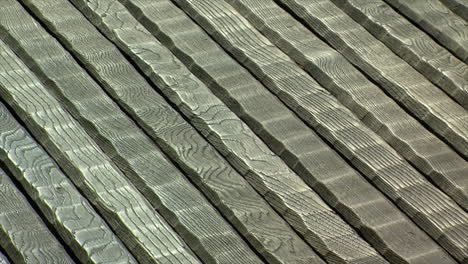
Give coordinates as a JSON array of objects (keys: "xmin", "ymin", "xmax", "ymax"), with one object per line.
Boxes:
[
  {"xmin": 168, "ymin": 0, "xmax": 468, "ymax": 262},
  {"xmin": 383, "ymin": 0, "xmax": 468, "ymax": 62},
  {"xmin": 224, "ymin": 0, "xmax": 468, "ymax": 212},
  {"xmin": 0, "ymin": 10, "xmax": 199, "ymax": 264},
  {"xmin": 122, "ymin": 1, "xmax": 458, "ymax": 263},
  {"xmin": 23, "ymin": 0, "xmax": 325, "ymax": 263},
  {"xmin": 334, "ymin": 0, "xmax": 468, "ymax": 108},
  {"xmin": 0, "ymin": 167, "xmax": 73, "ymax": 264},
  {"xmin": 0, "ymin": 103, "xmax": 136, "ymax": 264},
  {"xmin": 69, "ymin": 0, "xmax": 389, "ymax": 263},
  {"xmin": 0, "ymin": 0, "xmax": 466, "ymax": 263},
  {"xmin": 276, "ymin": 0, "xmax": 468, "ymax": 157},
  {"xmin": 14, "ymin": 1, "xmax": 262, "ymax": 263}
]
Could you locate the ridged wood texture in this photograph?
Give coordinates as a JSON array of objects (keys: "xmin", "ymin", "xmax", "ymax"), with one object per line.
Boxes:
[
  {"xmin": 0, "ymin": 102, "xmax": 136, "ymax": 264},
  {"xmin": 168, "ymin": 0, "xmax": 468, "ymax": 262},
  {"xmin": 24, "ymin": 0, "xmax": 325, "ymax": 263},
  {"xmin": 383, "ymin": 0, "xmax": 468, "ymax": 62},
  {"xmin": 439, "ymin": 0, "xmax": 468, "ymax": 21},
  {"xmin": 122, "ymin": 0, "xmax": 458, "ymax": 263},
  {"xmin": 275, "ymin": 0, "xmax": 468, "ymax": 157},
  {"xmin": 15, "ymin": 1, "xmax": 263, "ymax": 263},
  {"xmin": 0, "ymin": 167, "xmax": 73, "ymax": 264},
  {"xmin": 69, "ymin": 0, "xmax": 390, "ymax": 263},
  {"xmin": 0, "ymin": 5, "xmax": 199, "ymax": 263},
  {"xmin": 332, "ymin": 0, "xmax": 468, "ymax": 108},
  {"xmin": 223, "ymin": 0, "xmax": 468, "ymax": 212}
]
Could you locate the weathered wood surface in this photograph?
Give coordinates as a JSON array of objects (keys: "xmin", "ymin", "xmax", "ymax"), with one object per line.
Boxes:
[
  {"xmin": 122, "ymin": 1, "xmax": 458, "ymax": 263},
  {"xmin": 333, "ymin": 0, "xmax": 468, "ymax": 108},
  {"xmin": 70, "ymin": 0, "xmax": 391, "ymax": 263},
  {"xmin": 439, "ymin": 0, "xmax": 468, "ymax": 21},
  {"xmin": 15, "ymin": 1, "xmax": 263, "ymax": 263},
  {"xmin": 169, "ymin": 0, "xmax": 468, "ymax": 262},
  {"xmin": 0, "ymin": 167, "xmax": 74, "ymax": 264},
  {"xmin": 225, "ymin": 0, "xmax": 468, "ymax": 213},
  {"xmin": 0, "ymin": 103, "xmax": 136, "ymax": 264},
  {"xmin": 21, "ymin": 0, "xmax": 326, "ymax": 263},
  {"xmin": 276, "ymin": 0, "xmax": 468, "ymax": 157},
  {"xmin": 383, "ymin": 0, "xmax": 468, "ymax": 62},
  {"xmin": 0, "ymin": 7, "xmax": 199, "ymax": 263}
]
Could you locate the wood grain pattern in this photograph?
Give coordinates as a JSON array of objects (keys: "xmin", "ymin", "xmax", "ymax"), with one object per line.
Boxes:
[
  {"xmin": 0, "ymin": 103, "xmax": 137, "ymax": 264},
  {"xmin": 333, "ymin": 0, "xmax": 468, "ymax": 108},
  {"xmin": 17, "ymin": 1, "xmax": 263, "ymax": 263},
  {"xmin": 0, "ymin": 167, "xmax": 73, "ymax": 264},
  {"xmin": 22, "ymin": 1, "xmax": 325, "ymax": 263},
  {"xmin": 383, "ymin": 0, "xmax": 468, "ymax": 62},
  {"xmin": 123, "ymin": 0, "xmax": 458, "ymax": 263},
  {"xmin": 169, "ymin": 0, "xmax": 468, "ymax": 262},
  {"xmin": 276, "ymin": 0, "xmax": 468, "ymax": 158},
  {"xmin": 0, "ymin": 8, "xmax": 198, "ymax": 263},
  {"xmin": 69, "ymin": 0, "xmax": 389, "ymax": 263},
  {"xmin": 225, "ymin": 0, "xmax": 468, "ymax": 212},
  {"xmin": 439, "ymin": 0, "xmax": 468, "ymax": 21}
]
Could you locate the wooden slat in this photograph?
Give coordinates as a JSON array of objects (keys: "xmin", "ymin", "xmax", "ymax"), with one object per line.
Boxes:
[
  {"xmin": 383, "ymin": 0, "xmax": 468, "ymax": 62},
  {"xmin": 439, "ymin": 0, "xmax": 468, "ymax": 21},
  {"xmin": 0, "ymin": 13, "xmax": 198, "ymax": 264},
  {"xmin": 0, "ymin": 167, "xmax": 73, "ymax": 264},
  {"xmin": 168, "ymin": 0, "xmax": 468, "ymax": 262},
  {"xmin": 13, "ymin": 2, "xmax": 263, "ymax": 263},
  {"xmin": 70, "ymin": 0, "xmax": 389, "ymax": 263},
  {"xmin": 276, "ymin": 0, "xmax": 468, "ymax": 157},
  {"xmin": 333, "ymin": 0, "xmax": 468, "ymax": 108},
  {"xmin": 122, "ymin": 0, "xmax": 459, "ymax": 263},
  {"xmin": 225, "ymin": 0, "xmax": 468, "ymax": 212},
  {"xmin": 30, "ymin": 1, "xmax": 326, "ymax": 264},
  {"xmin": 0, "ymin": 104, "xmax": 137, "ymax": 264}
]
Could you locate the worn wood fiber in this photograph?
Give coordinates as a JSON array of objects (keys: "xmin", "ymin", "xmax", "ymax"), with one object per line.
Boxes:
[
  {"xmin": 0, "ymin": 167, "xmax": 73, "ymax": 264},
  {"xmin": 0, "ymin": 6, "xmax": 198, "ymax": 262},
  {"xmin": 169, "ymin": 0, "xmax": 468, "ymax": 262}
]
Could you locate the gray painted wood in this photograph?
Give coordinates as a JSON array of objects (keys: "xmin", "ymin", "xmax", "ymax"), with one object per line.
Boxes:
[
  {"xmin": 46, "ymin": 1, "xmax": 327, "ymax": 264},
  {"xmin": 0, "ymin": 103, "xmax": 137, "ymax": 264},
  {"xmin": 13, "ymin": 2, "xmax": 263, "ymax": 264},
  {"xmin": 169, "ymin": 0, "xmax": 468, "ymax": 262},
  {"xmin": 69, "ymin": 0, "xmax": 389, "ymax": 263},
  {"xmin": 0, "ymin": 167, "xmax": 74, "ymax": 264},
  {"xmin": 225, "ymin": 0, "xmax": 468, "ymax": 213},
  {"xmin": 332, "ymin": 0, "xmax": 468, "ymax": 108},
  {"xmin": 0, "ymin": 10, "xmax": 198, "ymax": 264},
  {"xmin": 439, "ymin": 0, "xmax": 468, "ymax": 21},
  {"xmin": 122, "ymin": 0, "xmax": 458, "ymax": 263},
  {"xmin": 384, "ymin": 0, "xmax": 468, "ymax": 62},
  {"xmin": 275, "ymin": 0, "xmax": 468, "ymax": 158}
]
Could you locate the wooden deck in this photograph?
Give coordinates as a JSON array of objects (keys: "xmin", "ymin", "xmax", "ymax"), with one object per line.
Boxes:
[{"xmin": 0, "ymin": 0, "xmax": 466, "ymax": 263}]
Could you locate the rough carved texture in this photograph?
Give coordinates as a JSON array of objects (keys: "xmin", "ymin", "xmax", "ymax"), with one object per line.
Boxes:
[
  {"xmin": 0, "ymin": 7, "xmax": 198, "ymax": 262},
  {"xmin": 0, "ymin": 167, "xmax": 73, "ymax": 264},
  {"xmin": 167, "ymin": 0, "xmax": 468, "ymax": 262}
]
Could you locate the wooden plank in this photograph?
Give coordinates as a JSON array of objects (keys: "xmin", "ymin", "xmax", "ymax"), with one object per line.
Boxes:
[
  {"xmin": 276, "ymin": 0, "xmax": 468, "ymax": 157},
  {"xmin": 11, "ymin": 2, "xmax": 263, "ymax": 264},
  {"xmin": 332, "ymin": 0, "xmax": 468, "ymax": 108},
  {"xmin": 70, "ymin": 0, "xmax": 389, "ymax": 263},
  {"xmin": 0, "ymin": 104, "xmax": 137, "ymax": 264},
  {"xmin": 122, "ymin": 0, "xmax": 459, "ymax": 263},
  {"xmin": 0, "ymin": 167, "xmax": 74, "ymax": 264},
  {"xmin": 225, "ymin": 0, "xmax": 468, "ymax": 212},
  {"xmin": 384, "ymin": 0, "xmax": 468, "ymax": 62},
  {"xmin": 0, "ymin": 20, "xmax": 199, "ymax": 264},
  {"xmin": 25, "ymin": 1, "xmax": 326, "ymax": 264},
  {"xmin": 167, "ymin": 0, "xmax": 468, "ymax": 262},
  {"xmin": 439, "ymin": 0, "xmax": 468, "ymax": 21}
]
